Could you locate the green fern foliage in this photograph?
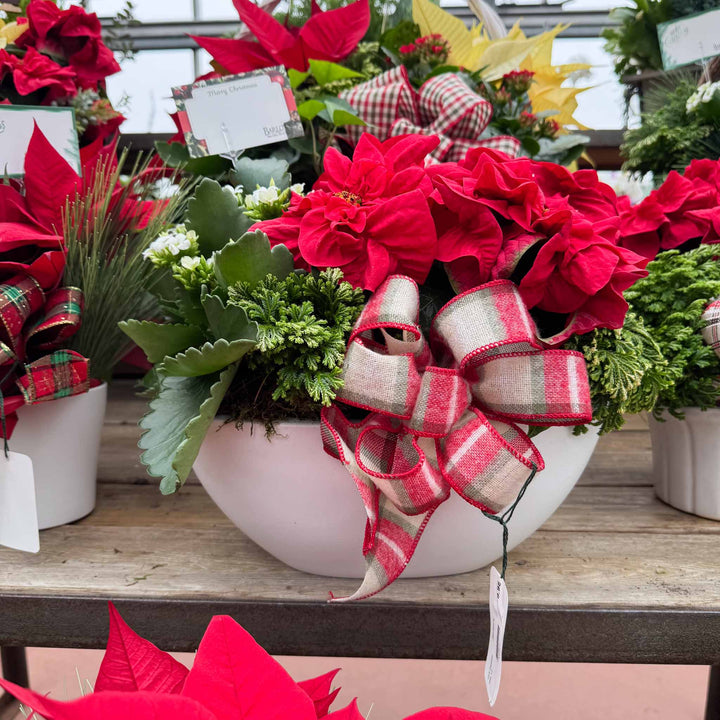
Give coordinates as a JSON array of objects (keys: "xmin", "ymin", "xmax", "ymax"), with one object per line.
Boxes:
[
  {"xmin": 566, "ymin": 312, "xmax": 675, "ymax": 433},
  {"xmin": 624, "ymin": 245, "xmax": 720, "ymax": 418},
  {"xmin": 227, "ymin": 268, "xmax": 365, "ymax": 413}
]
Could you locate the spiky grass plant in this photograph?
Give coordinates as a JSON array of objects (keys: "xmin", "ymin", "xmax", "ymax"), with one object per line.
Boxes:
[{"xmin": 63, "ymin": 153, "xmax": 195, "ymax": 381}]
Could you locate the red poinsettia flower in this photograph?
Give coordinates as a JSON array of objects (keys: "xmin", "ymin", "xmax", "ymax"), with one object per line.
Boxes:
[
  {"xmin": 0, "ymin": 604, "xmax": 499, "ymax": 720},
  {"xmin": 618, "ymin": 160, "xmax": 720, "ymax": 260},
  {"xmin": 256, "ymin": 133, "xmax": 440, "ymax": 291},
  {"xmin": 531, "ymin": 161, "xmax": 619, "ymax": 224},
  {"xmin": 494, "ymin": 211, "xmax": 649, "ymax": 344},
  {"xmin": 0, "ymin": 47, "xmax": 77, "ymax": 101},
  {"xmin": 427, "ymin": 147, "xmax": 545, "ymax": 291},
  {"xmin": 192, "ymin": 0, "xmax": 371, "ymax": 73},
  {"xmin": 16, "ymin": 0, "xmax": 120, "ymax": 85}
]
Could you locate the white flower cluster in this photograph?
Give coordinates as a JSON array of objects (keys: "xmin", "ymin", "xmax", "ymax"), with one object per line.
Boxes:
[
  {"xmin": 143, "ymin": 225, "xmax": 199, "ymax": 265},
  {"xmin": 687, "ymin": 82, "xmax": 720, "ymax": 113},
  {"xmin": 241, "ymin": 182, "xmax": 304, "ymax": 207}
]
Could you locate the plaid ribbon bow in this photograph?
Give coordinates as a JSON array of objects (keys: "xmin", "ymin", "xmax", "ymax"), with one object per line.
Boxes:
[
  {"xmin": 340, "ymin": 67, "xmax": 521, "ymax": 164},
  {"xmin": 321, "ymin": 275, "xmax": 592, "ymax": 601},
  {"xmin": 0, "ymin": 273, "xmax": 89, "ymax": 437},
  {"xmin": 702, "ymin": 298, "xmax": 720, "ymax": 359}
]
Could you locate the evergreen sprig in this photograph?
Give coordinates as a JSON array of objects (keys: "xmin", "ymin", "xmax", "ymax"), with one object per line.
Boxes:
[
  {"xmin": 624, "ymin": 246, "xmax": 720, "ymax": 418},
  {"xmin": 565, "ymin": 312, "xmax": 675, "ymax": 433},
  {"xmin": 224, "ymin": 269, "xmax": 365, "ymax": 427},
  {"xmin": 620, "ymin": 74, "xmax": 713, "ymax": 177}
]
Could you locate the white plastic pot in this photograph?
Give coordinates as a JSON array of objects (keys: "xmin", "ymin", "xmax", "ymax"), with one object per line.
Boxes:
[
  {"xmin": 10, "ymin": 383, "xmax": 107, "ymax": 530},
  {"xmin": 194, "ymin": 421, "xmax": 599, "ymax": 578},
  {"xmin": 650, "ymin": 408, "xmax": 720, "ymax": 520}
]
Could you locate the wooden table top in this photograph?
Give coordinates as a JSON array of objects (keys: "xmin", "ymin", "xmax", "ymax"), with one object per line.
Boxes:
[{"xmin": 1, "ymin": 381, "xmax": 719, "ymax": 664}]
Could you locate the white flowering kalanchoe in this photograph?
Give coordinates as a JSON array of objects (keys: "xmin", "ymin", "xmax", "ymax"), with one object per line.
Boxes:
[
  {"xmin": 242, "ymin": 180, "xmax": 305, "ymax": 221},
  {"xmin": 687, "ymin": 81, "xmax": 720, "ymax": 116},
  {"xmin": 142, "ymin": 225, "xmax": 199, "ymax": 267},
  {"xmin": 172, "ymin": 254, "xmax": 215, "ymax": 291}
]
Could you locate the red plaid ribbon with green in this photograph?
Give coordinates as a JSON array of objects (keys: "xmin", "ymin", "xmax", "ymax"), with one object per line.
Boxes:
[
  {"xmin": 321, "ymin": 275, "xmax": 592, "ymax": 601},
  {"xmin": 0, "ymin": 274, "xmax": 89, "ymax": 437},
  {"xmin": 340, "ymin": 67, "xmax": 521, "ymax": 164},
  {"xmin": 702, "ymin": 298, "xmax": 720, "ymax": 358}
]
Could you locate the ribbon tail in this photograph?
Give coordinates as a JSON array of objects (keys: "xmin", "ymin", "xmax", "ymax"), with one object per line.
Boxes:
[{"xmin": 329, "ymin": 496, "xmax": 436, "ymax": 603}]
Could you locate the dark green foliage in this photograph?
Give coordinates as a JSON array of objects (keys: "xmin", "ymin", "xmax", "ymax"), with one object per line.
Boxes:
[
  {"xmin": 620, "ymin": 74, "xmax": 715, "ymax": 177},
  {"xmin": 223, "ymin": 269, "xmax": 365, "ymax": 429},
  {"xmin": 625, "ymin": 246, "xmax": 720, "ymax": 417},
  {"xmin": 565, "ymin": 312, "xmax": 675, "ymax": 434},
  {"xmin": 669, "ymin": 0, "xmax": 720, "ymax": 15},
  {"xmin": 602, "ymin": 0, "xmax": 672, "ymax": 79}
]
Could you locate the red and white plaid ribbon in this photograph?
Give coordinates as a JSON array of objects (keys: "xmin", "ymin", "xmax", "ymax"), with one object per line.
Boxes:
[
  {"xmin": 702, "ymin": 298, "xmax": 720, "ymax": 358},
  {"xmin": 340, "ymin": 67, "xmax": 521, "ymax": 164},
  {"xmin": 321, "ymin": 275, "xmax": 592, "ymax": 601}
]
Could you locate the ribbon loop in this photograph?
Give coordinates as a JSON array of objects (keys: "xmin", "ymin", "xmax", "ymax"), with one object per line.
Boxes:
[
  {"xmin": 341, "ymin": 69, "xmax": 522, "ymax": 164},
  {"xmin": 323, "ymin": 275, "xmax": 592, "ymax": 601},
  {"xmin": 0, "ymin": 271, "xmax": 89, "ymax": 438}
]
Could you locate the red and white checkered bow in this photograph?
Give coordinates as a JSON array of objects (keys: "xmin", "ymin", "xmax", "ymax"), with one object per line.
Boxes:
[
  {"xmin": 321, "ymin": 275, "xmax": 592, "ymax": 601},
  {"xmin": 340, "ymin": 66, "xmax": 521, "ymax": 164}
]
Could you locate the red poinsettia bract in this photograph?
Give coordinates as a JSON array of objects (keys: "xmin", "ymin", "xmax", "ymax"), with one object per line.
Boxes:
[
  {"xmin": 0, "ymin": 124, "xmax": 162, "ymax": 244},
  {"xmin": 0, "ymin": 47, "xmax": 77, "ymax": 101},
  {"xmin": 16, "ymin": 0, "xmax": 120, "ymax": 86},
  {"xmin": 0, "ymin": 604, "xmax": 500, "ymax": 720},
  {"xmin": 256, "ymin": 133, "xmax": 440, "ymax": 291},
  {"xmin": 429, "ymin": 147, "xmax": 648, "ymax": 344},
  {"xmin": 192, "ymin": 0, "xmax": 371, "ymax": 73},
  {"xmin": 618, "ymin": 158, "xmax": 720, "ymax": 260}
]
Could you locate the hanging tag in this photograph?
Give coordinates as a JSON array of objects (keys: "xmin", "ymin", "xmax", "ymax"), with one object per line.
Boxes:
[
  {"xmin": 0, "ymin": 452, "xmax": 39, "ymax": 553},
  {"xmin": 484, "ymin": 565, "xmax": 508, "ymax": 707}
]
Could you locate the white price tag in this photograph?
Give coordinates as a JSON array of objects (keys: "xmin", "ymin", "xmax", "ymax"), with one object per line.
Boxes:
[
  {"xmin": 0, "ymin": 452, "xmax": 39, "ymax": 553},
  {"xmin": 484, "ymin": 565, "xmax": 508, "ymax": 707}
]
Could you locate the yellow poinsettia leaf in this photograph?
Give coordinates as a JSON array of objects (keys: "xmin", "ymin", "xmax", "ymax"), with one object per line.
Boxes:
[
  {"xmin": 529, "ymin": 85, "xmax": 588, "ymax": 128},
  {"xmin": 1, "ymin": 20, "xmax": 28, "ymax": 44},
  {"xmin": 412, "ymin": 0, "xmax": 475, "ymax": 67}
]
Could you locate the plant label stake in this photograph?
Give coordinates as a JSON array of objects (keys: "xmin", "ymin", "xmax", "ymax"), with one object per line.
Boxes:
[
  {"xmin": 485, "ymin": 565, "xmax": 508, "ymax": 707},
  {"xmin": 0, "ymin": 452, "xmax": 39, "ymax": 553}
]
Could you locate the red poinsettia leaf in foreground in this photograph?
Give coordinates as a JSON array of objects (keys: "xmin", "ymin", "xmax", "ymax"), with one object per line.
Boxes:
[
  {"xmin": 326, "ymin": 699, "xmax": 365, "ymax": 720},
  {"xmin": 95, "ymin": 602, "xmax": 189, "ymax": 694},
  {"xmin": 0, "ymin": 680, "xmax": 216, "ymax": 720},
  {"xmin": 298, "ymin": 668, "xmax": 341, "ymax": 717},
  {"xmin": 405, "ymin": 709, "xmax": 499, "ymax": 720},
  {"xmin": 299, "ymin": 0, "xmax": 370, "ymax": 65},
  {"xmin": 23, "ymin": 123, "xmax": 79, "ymax": 232},
  {"xmin": 182, "ymin": 615, "xmax": 318, "ymax": 720}
]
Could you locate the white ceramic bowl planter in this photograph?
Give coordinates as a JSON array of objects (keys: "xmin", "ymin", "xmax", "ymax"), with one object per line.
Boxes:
[
  {"xmin": 194, "ymin": 420, "xmax": 599, "ymax": 578},
  {"xmin": 10, "ymin": 383, "xmax": 108, "ymax": 530},
  {"xmin": 650, "ymin": 408, "xmax": 720, "ymax": 520}
]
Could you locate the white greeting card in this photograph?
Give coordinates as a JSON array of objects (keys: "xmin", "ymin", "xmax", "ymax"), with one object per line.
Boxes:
[
  {"xmin": 0, "ymin": 106, "xmax": 80, "ymax": 177},
  {"xmin": 172, "ymin": 66, "xmax": 304, "ymax": 159},
  {"xmin": 658, "ymin": 8, "xmax": 720, "ymax": 70}
]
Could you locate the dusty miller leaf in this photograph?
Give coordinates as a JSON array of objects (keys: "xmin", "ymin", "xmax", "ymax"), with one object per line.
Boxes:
[
  {"xmin": 118, "ymin": 320, "xmax": 204, "ymax": 364},
  {"xmin": 161, "ymin": 337, "xmax": 257, "ymax": 377},
  {"xmin": 139, "ymin": 365, "xmax": 237, "ymax": 494}
]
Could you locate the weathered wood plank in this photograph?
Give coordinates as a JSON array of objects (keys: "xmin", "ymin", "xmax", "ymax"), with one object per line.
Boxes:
[
  {"xmin": 1, "ymin": 484, "xmax": 718, "ymax": 610},
  {"xmin": 86, "ymin": 484, "xmax": 720, "ymax": 536}
]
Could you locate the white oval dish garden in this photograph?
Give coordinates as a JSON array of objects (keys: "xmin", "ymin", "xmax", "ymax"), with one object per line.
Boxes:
[{"xmin": 194, "ymin": 420, "xmax": 599, "ymax": 578}]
